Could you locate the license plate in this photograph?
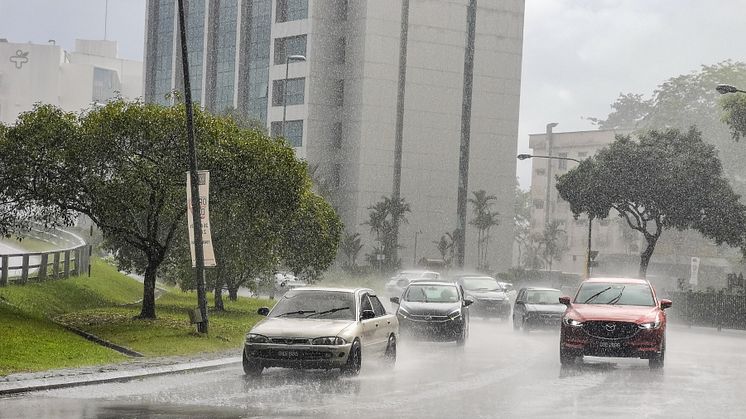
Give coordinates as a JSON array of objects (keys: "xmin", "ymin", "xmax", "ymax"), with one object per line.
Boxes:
[
  {"xmin": 599, "ymin": 341, "xmax": 621, "ymax": 348},
  {"xmin": 277, "ymin": 350, "xmax": 299, "ymax": 358}
]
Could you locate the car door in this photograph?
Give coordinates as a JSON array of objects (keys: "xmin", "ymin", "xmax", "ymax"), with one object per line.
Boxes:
[
  {"xmin": 369, "ymin": 294, "xmax": 395, "ymax": 355},
  {"xmin": 514, "ymin": 289, "xmax": 527, "ymax": 324},
  {"xmin": 359, "ymin": 293, "xmax": 379, "ymax": 356}
]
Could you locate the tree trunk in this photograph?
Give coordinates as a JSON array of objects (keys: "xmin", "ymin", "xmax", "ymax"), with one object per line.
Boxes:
[
  {"xmin": 214, "ymin": 284, "xmax": 225, "ymax": 311},
  {"xmin": 138, "ymin": 262, "xmax": 158, "ymax": 319},
  {"xmin": 638, "ymin": 236, "xmax": 658, "ymax": 278},
  {"xmin": 228, "ymin": 287, "xmax": 239, "ymax": 301}
]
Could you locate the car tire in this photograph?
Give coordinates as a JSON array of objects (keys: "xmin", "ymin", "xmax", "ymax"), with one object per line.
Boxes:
[
  {"xmin": 341, "ymin": 339, "xmax": 362, "ymax": 376},
  {"xmin": 384, "ymin": 334, "xmax": 397, "ymax": 368},
  {"xmin": 242, "ymin": 348, "xmax": 263, "ymax": 377},
  {"xmin": 521, "ymin": 317, "xmax": 530, "ymax": 334},
  {"xmin": 512, "ymin": 315, "xmax": 520, "ymax": 332},
  {"xmin": 649, "ymin": 338, "xmax": 665, "ymax": 369},
  {"xmin": 456, "ymin": 324, "xmax": 468, "ymax": 346}
]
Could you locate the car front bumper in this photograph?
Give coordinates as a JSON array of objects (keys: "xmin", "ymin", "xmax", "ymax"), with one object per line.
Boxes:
[
  {"xmin": 244, "ymin": 342, "xmax": 353, "ymax": 369},
  {"xmin": 560, "ymin": 325, "xmax": 665, "ymax": 358},
  {"xmin": 398, "ymin": 316, "xmax": 465, "ymax": 341},
  {"xmin": 470, "ymin": 299, "xmax": 511, "ymax": 317},
  {"xmin": 524, "ymin": 312, "xmax": 563, "ymax": 328}
]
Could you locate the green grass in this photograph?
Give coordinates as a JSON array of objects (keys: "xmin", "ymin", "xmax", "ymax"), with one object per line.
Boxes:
[{"xmin": 0, "ymin": 258, "xmax": 272, "ymax": 374}]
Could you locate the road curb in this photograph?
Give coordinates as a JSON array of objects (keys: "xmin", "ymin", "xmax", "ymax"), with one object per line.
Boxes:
[{"xmin": 0, "ymin": 356, "xmax": 241, "ymax": 396}]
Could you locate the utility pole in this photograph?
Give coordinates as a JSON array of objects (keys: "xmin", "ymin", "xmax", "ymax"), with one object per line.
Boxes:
[
  {"xmin": 391, "ymin": 0, "xmax": 410, "ymax": 267},
  {"xmin": 455, "ymin": 0, "xmax": 477, "ymax": 268},
  {"xmin": 177, "ymin": 0, "xmax": 208, "ymax": 334},
  {"xmin": 544, "ymin": 122, "xmax": 558, "ymax": 225}
]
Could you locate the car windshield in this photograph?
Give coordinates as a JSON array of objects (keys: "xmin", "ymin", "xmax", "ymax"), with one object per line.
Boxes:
[
  {"xmin": 461, "ymin": 277, "xmax": 502, "ymax": 291},
  {"xmin": 574, "ymin": 283, "xmax": 655, "ymax": 306},
  {"xmin": 525, "ymin": 290, "xmax": 561, "ymax": 304},
  {"xmin": 404, "ymin": 284, "xmax": 459, "ymax": 303},
  {"xmin": 269, "ymin": 291, "xmax": 355, "ymax": 320}
]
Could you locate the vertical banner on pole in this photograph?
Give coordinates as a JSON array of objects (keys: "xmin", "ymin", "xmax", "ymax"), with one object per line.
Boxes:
[
  {"xmin": 690, "ymin": 256, "xmax": 700, "ymax": 286},
  {"xmin": 187, "ymin": 170, "xmax": 217, "ymax": 267}
]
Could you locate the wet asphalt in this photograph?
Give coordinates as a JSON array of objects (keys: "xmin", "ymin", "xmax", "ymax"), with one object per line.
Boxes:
[{"xmin": 2, "ymin": 319, "xmax": 746, "ymax": 418}]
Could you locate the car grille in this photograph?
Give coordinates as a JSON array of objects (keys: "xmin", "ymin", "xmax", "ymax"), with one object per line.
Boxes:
[
  {"xmin": 530, "ymin": 313, "xmax": 562, "ymax": 321},
  {"xmin": 269, "ymin": 337, "xmax": 311, "ymax": 345},
  {"xmin": 408, "ymin": 314, "xmax": 450, "ymax": 322},
  {"xmin": 583, "ymin": 321, "xmax": 639, "ymax": 340}
]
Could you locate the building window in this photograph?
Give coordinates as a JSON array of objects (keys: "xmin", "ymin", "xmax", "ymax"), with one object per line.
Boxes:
[
  {"xmin": 276, "ymin": 0, "xmax": 308, "ymax": 22},
  {"xmin": 271, "ymin": 120, "xmax": 304, "ymax": 147},
  {"xmin": 213, "ymin": 0, "xmax": 238, "ymax": 113},
  {"xmin": 558, "ymin": 153, "xmax": 568, "ymax": 170},
  {"xmin": 332, "ymin": 122, "xmax": 343, "ymax": 148},
  {"xmin": 272, "ymin": 77, "xmax": 305, "ymax": 106},
  {"xmin": 533, "ymin": 199, "xmax": 544, "ymax": 209},
  {"xmin": 535, "ymin": 168, "xmax": 546, "ymax": 176},
  {"xmin": 240, "ymin": 0, "xmax": 272, "ymax": 124},
  {"xmin": 274, "ymin": 35, "xmax": 307, "ymax": 65},
  {"xmin": 92, "ymin": 67, "xmax": 121, "ymax": 102}
]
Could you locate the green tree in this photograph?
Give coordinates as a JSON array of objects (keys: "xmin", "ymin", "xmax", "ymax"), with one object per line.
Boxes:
[
  {"xmin": 721, "ymin": 92, "xmax": 746, "ymax": 141},
  {"xmin": 513, "ymin": 183, "xmax": 532, "ymax": 268},
  {"xmin": 364, "ymin": 196, "xmax": 411, "ymax": 271},
  {"xmin": 538, "ymin": 220, "xmax": 566, "ymax": 272},
  {"xmin": 468, "ymin": 190, "xmax": 500, "ymax": 271},
  {"xmin": 279, "ymin": 191, "xmax": 343, "ymax": 282},
  {"xmin": 556, "ymin": 128, "xmax": 746, "ymax": 277},
  {"xmin": 340, "ymin": 231, "xmax": 364, "ymax": 270}
]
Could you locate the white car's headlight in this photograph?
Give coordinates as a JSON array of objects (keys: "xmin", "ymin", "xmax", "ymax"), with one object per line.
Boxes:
[
  {"xmin": 448, "ymin": 309, "xmax": 463, "ymax": 320},
  {"xmin": 562, "ymin": 317, "xmax": 583, "ymax": 327},
  {"xmin": 639, "ymin": 314, "xmax": 661, "ymax": 330},
  {"xmin": 311, "ymin": 336, "xmax": 347, "ymax": 345},
  {"xmin": 246, "ymin": 333, "xmax": 270, "ymax": 343}
]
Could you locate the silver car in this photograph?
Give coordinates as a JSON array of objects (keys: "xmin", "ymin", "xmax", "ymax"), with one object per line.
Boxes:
[{"xmin": 243, "ymin": 287, "xmax": 398, "ymax": 376}]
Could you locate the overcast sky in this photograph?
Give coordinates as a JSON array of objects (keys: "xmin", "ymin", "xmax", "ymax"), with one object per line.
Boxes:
[{"xmin": 2, "ymin": 0, "xmax": 746, "ymax": 189}]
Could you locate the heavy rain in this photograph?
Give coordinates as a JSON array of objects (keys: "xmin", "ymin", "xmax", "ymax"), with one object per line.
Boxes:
[{"xmin": 2, "ymin": 0, "xmax": 746, "ymax": 418}]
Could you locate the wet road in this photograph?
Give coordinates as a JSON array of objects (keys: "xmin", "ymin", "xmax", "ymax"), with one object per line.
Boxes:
[{"xmin": 2, "ymin": 321, "xmax": 746, "ymax": 418}]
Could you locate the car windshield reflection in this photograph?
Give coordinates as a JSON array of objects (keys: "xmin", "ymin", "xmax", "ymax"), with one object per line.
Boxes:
[
  {"xmin": 270, "ymin": 291, "xmax": 355, "ymax": 320},
  {"xmin": 404, "ymin": 284, "xmax": 459, "ymax": 303},
  {"xmin": 574, "ymin": 283, "xmax": 655, "ymax": 306}
]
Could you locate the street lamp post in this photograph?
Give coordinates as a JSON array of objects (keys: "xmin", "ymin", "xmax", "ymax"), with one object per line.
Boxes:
[
  {"xmin": 413, "ymin": 230, "xmax": 422, "ymax": 266},
  {"xmin": 716, "ymin": 84, "xmax": 746, "ymax": 95},
  {"xmin": 282, "ymin": 54, "xmax": 306, "ymax": 138},
  {"xmin": 517, "ymin": 153, "xmax": 594, "ymax": 279},
  {"xmin": 544, "ymin": 123, "xmax": 558, "ymax": 224}
]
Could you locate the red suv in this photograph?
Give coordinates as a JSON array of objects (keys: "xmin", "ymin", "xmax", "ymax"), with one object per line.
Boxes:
[{"xmin": 559, "ymin": 278, "xmax": 672, "ymax": 369}]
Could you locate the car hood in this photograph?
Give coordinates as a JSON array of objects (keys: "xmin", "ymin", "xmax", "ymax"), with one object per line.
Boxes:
[
  {"xmin": 400, "ymin": 301, "xmax": 461, "ymax": 316},
  {"xmin": 465, "ymin": 289, "xmax": 508, "ymax": 299},
  {"xmin": 525, "ymin": 303, "xmax": 566, "ymax": 314},
  {"xmin": 566, "ymin": 304, "xmax": 660, "ymax": 323},
  {"xmin": 250, "ymin": 318, "xmax": 355, "ymax": 338}
]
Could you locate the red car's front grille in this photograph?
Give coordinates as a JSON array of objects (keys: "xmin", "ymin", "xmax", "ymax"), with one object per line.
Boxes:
[{"xmin": 583, "ymin": 321, "xmax": 639, "ymax": 340}]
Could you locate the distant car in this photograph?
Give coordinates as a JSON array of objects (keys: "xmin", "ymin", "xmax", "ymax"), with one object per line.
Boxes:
[
  {"xmin": 559, "ymin": 277, "xmax": 672, "ymax": 369},
  {"xmin": 498, "ymin": 281, "xmax": 517, "ymax": 301},
  {"xmin": 512, "ymin": 287, "xmax": 565, "ymax": 332},
  {"xmin": 384, "ymin": 270, "xmax": 441, "ymax": 298},
  {"xmin": 454, "ymin": 276, "xmax": 511, "ymax": 320},
  {"xmin": 391, "ymin": 281, "xmax": 472, "ymax": 345},
  {"xmin": 243, "ymin": 287, "xmax": 398, "ymax": 377}
]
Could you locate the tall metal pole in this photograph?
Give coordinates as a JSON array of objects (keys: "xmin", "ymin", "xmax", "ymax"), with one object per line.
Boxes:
[
  {"xmin": 455, "ymin": 0, "xmax": 477, "ymax": 268},
  {"xmin": 177, "ymin": 0, "xmax": 208, "ymax": 334},
  {"xmin": 544, "ymin": 122, "xmax": 558, "ymax": 225},
  {"xmin": 282, "ymin": 56, "xmax": 290, "ymax": 137},
  {"xmin": 413, "ymin": 231, "xmax": 419, "ymax": 266},
  {"xmin": 586, "ymin": 215, "xmax": 593, "ymax": 279},
  {"xmin": 391, "ymin": 0, "xmax": 410, "ymax": 268}
]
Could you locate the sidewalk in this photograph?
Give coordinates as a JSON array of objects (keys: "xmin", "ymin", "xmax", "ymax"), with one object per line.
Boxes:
[{"xmin": 0, "ymin": 350, "xmax": 241, "ymax": 396}]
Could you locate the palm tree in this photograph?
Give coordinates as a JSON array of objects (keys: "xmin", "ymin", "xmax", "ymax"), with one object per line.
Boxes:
[
  {"xmin": 539, "ymin": 220, "xmax": 567, "ymax": 272},
  {"xmin": 364, "ymin": 196, "xmax": 411, "ymax": 270},
  {"xmin": 469, "ymin": 190, "xmax": 499, "ymax": 271},
  {"xmin": 340, "ymin": 231, "xmax": 364, "ymax": 269}
]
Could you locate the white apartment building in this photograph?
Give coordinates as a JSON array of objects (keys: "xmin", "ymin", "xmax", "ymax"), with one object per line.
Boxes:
[
  {"xmin": 0, "ymin": 39, "xmax": 142, "ymax": 125},
  {"xmin": 144, "ymin": 0, "xmax": 525, "ymax": 272}
]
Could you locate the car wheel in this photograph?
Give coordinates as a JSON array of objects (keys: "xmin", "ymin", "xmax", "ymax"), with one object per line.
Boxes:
[
  {"xmin": 341, "ymin": 339, "xmax": 362, "ymax": 376},
  {"xmin": 384, "ymin": 334, "xmax": 397, "ymax": 368},
  {"xmin": 649, "ymin": 338, "xmax": 665, "ymax": 369},
  {"xmin": 242, "ymin": 348, "xmax": 263, "ymax": 377},
  {"xmin": 512, "ymin": 315, "xmax": 520, "ymax": 332},
  {"xmin": 456, "ymin": 324, "xmax": 468, "ymax": 346},
  {"xmin": 521, "ymin": 317, "xmax": 530, "ymax": 334}
]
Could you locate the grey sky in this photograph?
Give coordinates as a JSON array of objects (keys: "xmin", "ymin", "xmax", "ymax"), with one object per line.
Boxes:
[{"xmin": 2, "ymin": 0, "xmax": 746, "ymax": 189}]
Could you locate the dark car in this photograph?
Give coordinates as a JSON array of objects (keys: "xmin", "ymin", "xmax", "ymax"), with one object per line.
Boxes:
[
  {"xmin": 559, "ymin": 277, "xmax": 672, "ymax": 369},
  {"xmin": 390, "ymin": 281, "xmax": 473, "ymax": 345},
  {"xmin": 455, "ymin": 275, "xmax": 511, "ymax": 320},
  {"xmin": 512, "ymin": 287, "xmax": 565, "ymax": 332}
]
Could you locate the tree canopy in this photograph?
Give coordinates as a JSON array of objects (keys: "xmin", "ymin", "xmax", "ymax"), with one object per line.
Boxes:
[{"xmin": 556, "ymin": 128, "xmax": 746, "ymax": 277}]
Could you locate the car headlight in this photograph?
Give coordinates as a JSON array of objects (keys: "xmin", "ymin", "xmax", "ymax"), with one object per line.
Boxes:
[
  {"xmin": 311, "ymin": 336, "xmax": 347, "ymax": 345},
  {"xmin": 562, "ymin": 317, "xmax": 583, "ymax": 327},
  {"xmin": 639, "ymin": 314, "xmax": 661, "ymax": 330},
  {"xmin": 246, "ymin": 333, "xmax": 270, "ymax": 343},
  {"xmin": 397, "ymin": 307, "xmax": 410, "ymax": 319},
  {"xmin": 448, "ymin": 309, "xmax": 463, "ymax": 320}
]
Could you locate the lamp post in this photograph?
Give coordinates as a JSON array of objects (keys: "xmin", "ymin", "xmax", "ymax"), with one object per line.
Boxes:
[
  {"xmin": 716, "ymin": 84, "xmax": 746, "ymax": 95},
  {"xmin": 543, "ymin": 123, "xmax": 558, "ymax": 224},
  {"xmin": 282, "ymin": 54, "xmax": 306, "ymax": 137},
  {"xmin": 517, "ymin": 153, "xmax": 594, "ymax": 279},
  {"xmin": 413, "ymin": 230, "xmax": 422, "ymax": 266}
]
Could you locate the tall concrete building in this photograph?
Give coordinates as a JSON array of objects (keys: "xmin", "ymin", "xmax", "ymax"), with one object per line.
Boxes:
[
  {"xmin": 143, "ymin": 0, "xmax": 524, "ymax": 272},
  {"xmin": 0, "ymin": 39, "xmax": 142, "ymax": 125}
]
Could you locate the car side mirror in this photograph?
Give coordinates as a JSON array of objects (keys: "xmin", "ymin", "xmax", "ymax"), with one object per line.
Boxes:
[
  {"xmin": 559, "ymin": 296, "xmax": 571, "ymax": 306},
  {"xmin": 660, "ymin": 299, "xmax": 672, "ymax": 310},
  {"xmin": 390, "ymin": 296, "xmax": 400, "ymax": 305},
  {"xmin": 463, "ymin": 297, "xmax": 474, "ymax": 307},
  {"xmin": 257, "ymin": 307, "xmax": 270, "ymax": 316},
  {"xmin": 361, "ymin": 309, "xmax": 376, "ymax": 320}
]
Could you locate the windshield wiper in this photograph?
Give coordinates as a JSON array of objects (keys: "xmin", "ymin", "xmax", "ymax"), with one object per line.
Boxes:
[
  {"xmin": 277, "ymin": 310, "xmax": 316, "ymax": 317},
  {"xmin": 305, "ymin": 307, "xmax": 350, "ymax": 318},
  {"xmin": 608, "ymin": 286, "xmax": 625, "ymax": 305},
  {"xmin": 583, "ymin": 287, "xmax": 612, "ymax": 304}
]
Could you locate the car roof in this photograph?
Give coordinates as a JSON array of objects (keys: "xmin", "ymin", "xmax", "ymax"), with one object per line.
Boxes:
[
  {"xmin": 582, "ymin": 277, "xmax": 649, "ymax": 285},
  {"xmin": 288, "ymin": 286, "xmax": 373, "ymax": 294},
  {"xmin": 457, "ymin": 275, "xmax": 497, "ymax": 280},
  {"xmin": 521, "ymin": 287, "xmax": 561, "ymax": 292},
  {"xmin": 407, "ymin": 281, "xmax": 457, "ymax": 287}
]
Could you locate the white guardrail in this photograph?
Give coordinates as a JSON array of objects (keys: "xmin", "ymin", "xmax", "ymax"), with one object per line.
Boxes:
[{"xmin": 0, "ymin": 228, "xmax": 91, "ymax": 286}]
